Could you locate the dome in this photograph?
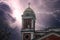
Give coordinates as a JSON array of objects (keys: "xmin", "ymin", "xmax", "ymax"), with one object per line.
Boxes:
[
  {"xmin": 24, "ymin": 7, "xmax": 34, "ymax": 13},
  {"xmin": 23, "ymin": 7, "xmax": 36, "ymax": 19}
]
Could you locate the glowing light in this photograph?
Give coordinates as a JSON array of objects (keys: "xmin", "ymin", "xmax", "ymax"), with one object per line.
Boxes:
[
  {"xmin": 13, "ymin": 9, "xmax": 22, "ymax": 24},
  {"xmin": 3, "ymin": 0, "xmax": 24, "ymax": 28}
]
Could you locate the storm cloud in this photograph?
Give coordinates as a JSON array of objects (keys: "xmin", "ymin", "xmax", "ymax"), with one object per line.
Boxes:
[
  {"xmin": 0, "ymin": 2, "xmax": 15, "ymax": 23},
  {"xmin": 0, "ymin": 2, "xmax": 21, "ymax": 40}
]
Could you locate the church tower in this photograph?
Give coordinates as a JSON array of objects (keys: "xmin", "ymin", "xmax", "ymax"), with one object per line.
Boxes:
[{"xmin": 21, "ymin": 3, "xmax": 36, "ymax": 40}]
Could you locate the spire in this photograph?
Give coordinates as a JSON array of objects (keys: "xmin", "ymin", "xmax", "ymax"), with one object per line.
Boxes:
[{"xmin": 28, "ymin": 2, "xmax": 30, "ymax": 8}]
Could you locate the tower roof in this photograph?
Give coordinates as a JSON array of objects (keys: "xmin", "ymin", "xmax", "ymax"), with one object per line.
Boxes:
[
  {"xmin": 24, "ymin": 7, "xmax": 34, "ymax": 14},
  {"xmin": 23, "ymin": 3, "xmax": 36, "ymax": 19}
]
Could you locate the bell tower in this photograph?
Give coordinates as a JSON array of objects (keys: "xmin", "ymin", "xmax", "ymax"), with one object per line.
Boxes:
[{"xmin": 21, "ymin": 3, "xmax": 36, "ymax": 40}]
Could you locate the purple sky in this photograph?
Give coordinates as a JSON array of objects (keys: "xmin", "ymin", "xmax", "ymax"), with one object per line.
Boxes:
[
  {"xmin": 1, "ymin": 0, "xmax": 60, "ymax": 30},
  {"xmin": 0, "ymin": 0, "xmax": 60, "ymax": 40}
]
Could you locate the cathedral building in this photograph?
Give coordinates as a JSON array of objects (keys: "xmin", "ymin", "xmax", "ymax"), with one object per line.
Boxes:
[{"xmin": 21, "ymin": 4, "xmax": 60, "ymax": 40}]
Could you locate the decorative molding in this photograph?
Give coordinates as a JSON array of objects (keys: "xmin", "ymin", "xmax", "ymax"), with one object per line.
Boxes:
[
  {"xmin": 22, "ymin": 17, "xmax": 33, "ymax": 19},
  {"xmin": 48, "ymin": 29, "xmax": 60, "ymax": 32}
]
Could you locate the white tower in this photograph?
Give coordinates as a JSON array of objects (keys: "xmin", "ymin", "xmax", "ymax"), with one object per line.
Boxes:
[{"xmin": 21, "ymin": 3, "xmax": 36, "ymax": 40}]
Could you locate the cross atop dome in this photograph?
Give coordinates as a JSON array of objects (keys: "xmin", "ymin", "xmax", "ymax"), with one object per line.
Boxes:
[{"xmin": 28, "ymin": 2, "xmax": 31, "ymax": 8}]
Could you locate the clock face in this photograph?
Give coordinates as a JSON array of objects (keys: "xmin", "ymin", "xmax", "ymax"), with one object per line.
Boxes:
[
  {"xmin": 23, "ymin": 33, "xmax": 31, "ymax": 40},
  {"xmin": 23, "ymin": 19, "xmax": 32, "ymax": 29}
]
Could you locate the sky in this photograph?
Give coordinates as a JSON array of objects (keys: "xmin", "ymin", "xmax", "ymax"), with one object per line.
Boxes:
[
  {"xmin": 0, "ymin": 0, "xmax": 60, "ymax": 30},
  {"xmin": 0, "ymin": 0, "xmax": 60, "ymax": 40}
]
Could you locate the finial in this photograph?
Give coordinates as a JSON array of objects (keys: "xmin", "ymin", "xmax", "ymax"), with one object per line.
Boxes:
[{"xmin": 28, "ymin": 2, "xmax": 30, "ymax": 7}]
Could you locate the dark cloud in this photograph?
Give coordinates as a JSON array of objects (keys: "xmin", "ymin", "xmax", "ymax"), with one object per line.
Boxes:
[
  {"xmin": 49, "ymin": 10, "xmax": 60, "ymax": 28},
  {"xmin": 43, "ymin": 0, "xmax": 60, "ymax": 11},
  {"xmin": 0, "ymin": 2, "xmax": 20, "ymax": 40},
  {"xmin": 0, "ymin": 2, "xmax": 15, "ymax": 23},
  {"xmin": 40, "ymin": 0, "xmax": 60, "ymax": 29},
  {"xmin": 54, "ymin": 0, "xmax": 60, "ymax": 10},
  {"xmin": 0, "ymin": 2, "xmax": 12, "ymax": 13}
]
